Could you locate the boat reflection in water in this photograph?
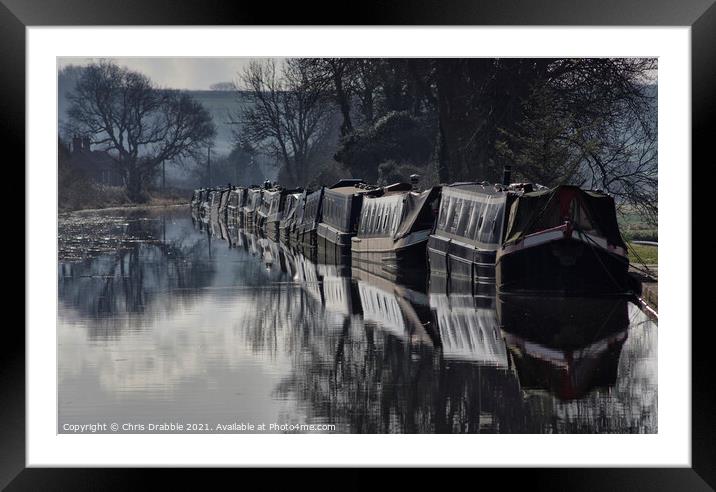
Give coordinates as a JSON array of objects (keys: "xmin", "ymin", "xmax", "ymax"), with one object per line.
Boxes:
[
  {"xmin": 353, "ymin": 267, "xmax": 436, "ymax": 348},
  {"xmin": 212, "ymin": 225, "xmax": 652, "ymax": 429},
  {"xmin": 429, "ymin": 289, "xmax": 508, "ymax": 367},
  {"xmin": 59, "ymin": 208, "xmax": 656, "ymax": 434},
  {"xmin": 498, "ymin": 295, "xmax": 630, "ymax": 400}
]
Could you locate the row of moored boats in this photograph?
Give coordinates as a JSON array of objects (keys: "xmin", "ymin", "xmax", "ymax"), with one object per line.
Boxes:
[{"xmin": 191, "ymin": 175, "xmax": 633, "ymax": 295}]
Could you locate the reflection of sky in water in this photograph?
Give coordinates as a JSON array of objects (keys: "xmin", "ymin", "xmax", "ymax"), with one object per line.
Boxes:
[{"xmin": 58, "ymin": 208, "xmax": 657, "ymax": 433}]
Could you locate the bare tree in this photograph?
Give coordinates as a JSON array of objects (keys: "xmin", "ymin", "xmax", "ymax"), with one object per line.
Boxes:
[
  {"xmin": 499, "ymin": 58, "xmax": 658, "ymax": 224},
  {"xmin": 67, "ymin": 60, "xmax": 216, "ymax": 201},
  {"xmin": 236, "ymin": 59, "xmax": 332, "ymax": 186},
  {"xmin": 299, "ymin": 58, "xmax": 355, "ymax": 136}
]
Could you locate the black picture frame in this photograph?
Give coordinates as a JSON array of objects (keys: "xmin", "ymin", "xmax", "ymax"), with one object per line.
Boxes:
[{"xmin": 5, "ymin": 0, "xmax": 711, "ymax": 488}]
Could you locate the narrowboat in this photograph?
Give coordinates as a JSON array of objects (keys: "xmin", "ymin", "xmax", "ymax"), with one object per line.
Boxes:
[
  {"xmin": 317, "ymin": 179, "xmax": 381, "ymax": 259},
  {"xmin": 498, "ymin": 295, "xmax": 629, "ymax": 400},
  {"xmin": 258, "ymin": 187, "xmax": 302, "ymax": 242},
  {"xmin": 497, "ymin": 185, "xmax": 630, "ymax": 294},
  {"xmin": 294, "ymin": 187, "xmax": 324, "ymax": 252},
  {"xmin": 427, "ymin": 182, "xmax": 509, "ymax": 290},
  {"xmin": 351, "ymin": 183, "xmax": 441, "ymax": 287},
  {"xmin": 190, "ymin": 189, "xmax": 204, "ymax": 220},
  {"xmin": 199, "ymin": 188, "xmax": 214, "ymax": 219},
  {"xmin": 207, "ymin": 188, "xmax": 227, "ymax": 222},
  {"xmin": 279, "ymin": 191, "xmax": 303, "ymax": 245},
  {"xmin": 226, "ymin": 187, "xmax": 247, "ymax": 224},
  {"xmin": 243, "ymin": 187, "xmax": 263, "ymax": 230},
  {"xmin": 218, "ymin": 188, "xmax": 232, "ymax": 221},
  {"xmin": 428, "ymin": 180, "xmax": 630, "ymax": 295},
  {"xmin": 255, "ymin": 188, "xmax": 274, "ymax": 234}
]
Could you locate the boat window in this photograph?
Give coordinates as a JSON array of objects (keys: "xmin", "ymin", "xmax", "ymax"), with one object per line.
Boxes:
[
  {"xmin": 464, "ymin": 201, "xmax": 475, "ymax": 237},
  {"xmin": 440, "ymin": 196, "xmax": 453, "ymax": 230},
  {"xmin": 457, "ymin": 201, "xmax": 472, "ymax": 235},
  {"xmin": 367, "ymin": 204, "xmax": 374, "ymax": 233},
  {"xmin": 450, "ymin": 199, "xmax": 463, "ymax": 233},
  {"xmin": 377, "ymin": 204, "xmax": 383, "ymax": 233}
]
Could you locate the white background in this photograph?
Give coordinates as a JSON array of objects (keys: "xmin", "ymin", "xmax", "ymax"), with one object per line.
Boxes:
[{"xmin": 27, "ymin": 27, "xmax": 690, "ymax": 466}]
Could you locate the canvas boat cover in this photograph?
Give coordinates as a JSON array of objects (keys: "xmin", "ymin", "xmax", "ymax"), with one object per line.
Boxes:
[
  {"xmin": 296, "ymin": 188, "xmax": 324, "ymax": 232},
  {"xmin": 322, "ymin": 186, "xmax": 373, "ymax": 232},
  {"xmin": 245, "ymin": 188, "xmax": 263, "ymax": 211},
  {"xmin": 258, "ymin": 189, "xmax": 278, "ymax": 217},
  {"xmin": 503, "ymin": 185, "xmax": 626, "ymax": 249},
  {"xmin": 280, "ymin": 193, "xmax": 302, "ymax": 226},
  {"xmin": 357, "ymin": 193, "xmax": 405, "ymax": 238},
  {"xmin": 394, "ymin": 186, "xmax": 441, "ymax": 239},
  {"xmin": 357, "ymin": 186, "xmax": 441, "ymax": 240},
  {"xmin": 434, "ymin": 184, "xmax": 508, "ymax": 250}
]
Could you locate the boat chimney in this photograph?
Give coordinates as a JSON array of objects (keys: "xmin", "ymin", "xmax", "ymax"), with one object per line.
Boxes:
[
  {"xmin": 409, "ymin": 174, "xmax": 421, "ymax": 190},
  {"xmin": 502, "ymin": 165, "xmax": 512, "ymax": 186}
]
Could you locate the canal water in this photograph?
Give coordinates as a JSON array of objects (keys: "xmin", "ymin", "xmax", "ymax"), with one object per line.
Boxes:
[{"xmin": 58, "ymin": 207, "xmax": 657, "ymax": 433}]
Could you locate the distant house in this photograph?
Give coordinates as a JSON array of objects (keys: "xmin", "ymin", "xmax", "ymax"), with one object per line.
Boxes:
[{"xmin": 68, "ymin": 136, "xmax": 124, "ymax": 186}]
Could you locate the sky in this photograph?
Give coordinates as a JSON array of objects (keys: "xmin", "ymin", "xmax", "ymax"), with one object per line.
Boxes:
[
  {"xmin": 58, "ymin": 56, "xmax": 657, "ymax": 91},
  {"xmin": 57, "ymin": 57, "xmax": 278, "ymax": 90}
]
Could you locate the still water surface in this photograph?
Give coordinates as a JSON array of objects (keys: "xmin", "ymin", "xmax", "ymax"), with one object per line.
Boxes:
[{"xmin": 58, "ymin": 207, "xmax": 657, "ymax": 433}]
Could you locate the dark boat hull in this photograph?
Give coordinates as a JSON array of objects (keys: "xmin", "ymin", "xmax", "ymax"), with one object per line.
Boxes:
[
  {"xmin": 352, "ymin": 239, "xmax": 429, "ymax": 289},
  {"xmin": 427, "ymin": 235, "xmax": 495, "ymax": 295},
  {"xmin": 317, "ymin": 223, "xmax": 353, "ymax": 261},
  {"xmin": 496, "ymin": 238, "xmax": 630, "ymax": 295}
]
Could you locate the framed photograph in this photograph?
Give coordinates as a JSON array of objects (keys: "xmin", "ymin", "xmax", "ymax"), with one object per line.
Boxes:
[{"xmin": 7, "ymin": 0, "xmax": 710, "ymax": 487}]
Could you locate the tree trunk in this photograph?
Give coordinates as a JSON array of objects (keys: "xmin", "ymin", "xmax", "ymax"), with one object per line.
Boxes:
[
  {"xmin": 334, "ymin": 73, "xmax": 353, "ymax": 136},
  {"xmin": 437, "ymin": 122, "xmax": 451, "ymax": 184},
  {"xmin": 126, "ymin": 162, "xmax": 146, "ymax": 203}
]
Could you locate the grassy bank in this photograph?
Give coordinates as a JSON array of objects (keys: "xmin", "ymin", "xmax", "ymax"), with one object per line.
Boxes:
[
  {"xmin": 618, "ymin": 207, "xmax": 657, "ymax": 242},
  {"xmin": 627, "ymin": 242, "xmax": 658, "ymax": 265},
  {"xmin": 59, "ymin": 186, "xmax": 190, "ymax": 213}
]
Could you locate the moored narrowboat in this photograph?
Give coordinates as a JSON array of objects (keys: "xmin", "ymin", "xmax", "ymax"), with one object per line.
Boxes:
[
  {"xmin": 496, "ymin": 185, "xmax": 630, "ymax": 294},
  {"xmin": 317, "ymin": 179, "xmax": 381, "ymax": 259},
  {"xmin": 429, "ymin": 181, "xmax": 630, "ymax": 295},
  {"xmin": 227, "ymin": 187, "xmax": 247, "ymax": 224},
  {"xmin": 190, "ymin": 189, "xmax": 204, "ymax": 220},
  {"xmin": 218, "ymin": 187, "xmax": 232, "ymax": 221},
  {"xmin": 428, "ymin": 182, "xmax": 509, "ymax": 290},
  {"xmin": 243, "ymin": 187, "xmax": 263, "ymax": 230},
  {"xmin": 351, "ymin": 183, "xmax": 441, "ymax": 287},
  {"xmin": 279, "ymin": 191, "xmax": 303, "ymax": 244},
  {"xmin": 208, "ymin": 189, "xmax": 224, "ymax": 221},
  {"xmin": 258, "ymin": 187, "xmax": 302, "ymax": 241},
  {"xmin": 294, "ymin": 187, "xmax": 324, "ymax": 252},
  {"xmin": 199, "ymin": 188, "xmax": 214, "ymax": 219}
]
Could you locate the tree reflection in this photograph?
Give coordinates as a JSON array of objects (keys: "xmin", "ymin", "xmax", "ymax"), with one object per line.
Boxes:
[{"xmin": 59, "ymin": 209, "xmax": 216, "ymax": 334}]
